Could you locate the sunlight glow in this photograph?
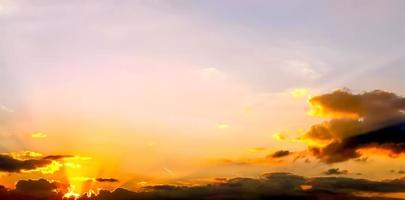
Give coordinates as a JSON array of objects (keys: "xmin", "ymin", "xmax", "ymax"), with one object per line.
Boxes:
[
  {"xmin": 31, "ymin": 132, "xmax": 47, "ymax": 139},
  {"xmin": 22, "ymin": 161, "xmax": 63, "ymax": 174},
  {"xmin": 217, "ymin": 124, "xmax": 229, "ymax": 129},
  {"xmin": 307, "ymin": 100, "xmax": 359, "ymax": 119},
  {"xmin": 63, "ymin": 186, "xmax": 80, "ymax": 199},
  {"xmin": 272, "ymin": 132, "xmax": 287, "ymax": 141},
  {"xmin": 8, "ymin": 151, "xmax": 43, "ymax": 159},
  {"xmin": 289, "ymin": 88, "xmax": 310, "ymax": 99}
]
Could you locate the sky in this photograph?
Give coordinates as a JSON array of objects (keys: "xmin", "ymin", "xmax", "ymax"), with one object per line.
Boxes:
[{"xmin": 1, "ymin": 0, "xmax": 405, "ymax": 199}]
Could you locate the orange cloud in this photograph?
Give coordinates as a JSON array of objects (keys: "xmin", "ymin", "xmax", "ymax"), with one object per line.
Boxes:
[{"xmin": 302, "ymin": 89, "xmax": 405, "ymax": 163}]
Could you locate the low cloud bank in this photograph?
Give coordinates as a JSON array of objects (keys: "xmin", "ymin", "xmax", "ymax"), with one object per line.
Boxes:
[{"xmin": 1, "ymin": 173, "xmax": 405, "ymax": 200}]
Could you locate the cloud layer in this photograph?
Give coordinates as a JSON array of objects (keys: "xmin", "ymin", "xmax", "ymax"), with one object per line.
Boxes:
[
  {"xmin": 0, "ymin": 154, "xmax": 52, "ymax": 173},
  {"xmin": 304, "ymin": 89, "xmax": 405, "ymax": 163},
  {"xmin": 1, "ymin": 173, "xmax": 405, "ymax": 200}
]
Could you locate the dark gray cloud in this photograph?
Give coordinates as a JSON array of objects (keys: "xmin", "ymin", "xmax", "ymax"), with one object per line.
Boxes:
[
  {"xmin": 269, "ymin": 150, "xmax": 291, "ymax": 158},
  {"xmin": 0, "ymin": 155, "xmax": 51, "ymax": 173},
  {"xmin": 2, "ymin": 173, "xmax": 405, "ymax": 200},
  {"xmin": 11, "ymin": 179, "xmax": 66, "ymax": 199},
  {"xmin": 42, "ymin": 155, "xmax": 73, "ymax": 160},
  {"xmin": 96, "ymin": 178, "xmax": 119, "ymax": 183},
  {"xmin": 16, "ymin": 179, "xmax": 58, "ymax": 193},
  {"xmin": 310, "ymin": 177, "xmax": 405, "ymax": 193},
  {"xmin": 310, "ymin": 121, "xmax": 405, "ymax": 163},
  {"xmin": 324, "ymin": 168, "xmax": 348, "ymax": 175},
  {"xmin": 305, "ymin": 89, "xmax": 405, "ymax": 163}
]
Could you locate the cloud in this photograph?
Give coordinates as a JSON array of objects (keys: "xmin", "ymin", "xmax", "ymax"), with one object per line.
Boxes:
[
  {"xmin": 2, "ymin": 173, "xmax": 405, "ymax": 200},
  {"xmin": 310, "ymin": 177, "xmax": 405, "ymax": 193},
  {"xmin": 303, "ymin": 89, "xmax": 405, "ymax": 163},
  {"xmin": 0, "ymin": 154, "xmax": 52, "ymax": 173},
  {"xmin": 269, "ymin": 150, "xmax": 291, "ymax": 158},
  {"xmin": 15, "ymin": 179, "xmax": 58, "ymax": 194},
  {"xmin": 6, "ymin": 151, "xmax": 43, "ymax": 160},
  {"xmin": 309, "ymin": 121, "xmax": 405, "ymax": 163},
  {"xmin": 324, "ymin": 168, "xmax": 348, "ymax": 175},
  {"xmin": 0, "ymin": 152, "xmax": 83, "ymax": 174},
  {"xmin": 1, "ymin": 179, "xmax": 67, "ymax": 199},
  {"xmin": 96, "ymin": 178, "xmax": 119, "ymax": 183},
  {"xmin": 73, "ymin": 173, "xmax": 405, "ymax": 200},
  {"xmin": 42, "ymin": 155, "xmax": 74, "ymax": 160},
  {"xmin": 0, "ymin": 104, "xmax": 14, "ymax": 113},
  {"xmin": 308, "ymin": 89, "xmax": 405, "ymax": 121},
  {"xmin": 304, "ymin": 119, "xmax": 361, "ymax": 142},
  {"xmin": 353, "ymin": 157, "xmax": 368, "ymax": 162}
]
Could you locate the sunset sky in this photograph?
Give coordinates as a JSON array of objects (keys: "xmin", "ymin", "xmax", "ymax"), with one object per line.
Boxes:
[{"xmin": 1, "ymin": 1, "xmax": 405, "ymax": 199}]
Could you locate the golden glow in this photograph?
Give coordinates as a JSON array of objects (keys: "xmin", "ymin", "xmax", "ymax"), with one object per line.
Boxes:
[
  {"xmin": 289, "ymin": 88, "xmax": 310, "ymax": 99},
  {"xmin": 358, "ymin": 147, "xmax": 405, "ymax": 158},
  {"xmin": 272, "ymin": 132, "xmax": 287, "ymax": 141},
  {"xmin": 301, "ymin": 184, "xmax": 312, "ymax": 190},
  {"xmin": 63, "ymin": 156, "xmax": 92, "ymax": 161},
  {"xmin": 296, "ymin": 136, "xmax": 328, "ymax": 148},
  {"xmin": 63, "ymin": 187, "xmax": 81, "ymax": 199},
  {"xmin": 69, "ymin": 176, "xmax": 95, "ymax": 182},
  {"xmin": 217, "ymin": 124, "xmax": 229, "ymax": 129},
  {"xmin": 31, "ymin": 132, "xmax": 47, "ymax": 139},
  {"xmin": 7, "ymin": 151, "xmax": 43, "ymax": 159},
  {"xmin": 22, "ymin": 161, "xmax": 63, "ymax": 174},
  {"xmin": 63, "ymin": 155, "xmax": 98, "ymax": 195},
  {"xmin": 64, "ymin": 162, "xmax": 82, "ymax": 169},
  {"xmin": 307, "ymin": 100, "xmax": 359, "ymax": 119}
]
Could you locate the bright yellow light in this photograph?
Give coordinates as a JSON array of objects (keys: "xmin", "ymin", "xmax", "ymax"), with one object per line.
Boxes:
[
  {"xmin": 295, "ymin": 136, "xmax": 329, "ymax": 148},
  {"xmin": 63, "ymin": 186, "xmax": 81, "ymax": 199},
  {"xmin": 70, "ymin": 176, "xmax": 95, "ymax": 182},
  {"xmin": 307, "ymin": 100, "xmax": 359, "ymax": 119},
  {"xmin": 31, "ymin": 132, "xmax": 47, "ymax": 139},
  {"xmin": 8, "ymin": 151, "xmax": 43, "ymax": 159},
  {"xmin": 63, "ymin": 155, "xmax": 92, "ymax": 161},
  {"xmin": 64, "ymin": 162, "xmax": 82, "ymax": 169},
  {"xmin": 307, "ymin": 102, "xmax": 326, "ymax": 117},
  {"xmin": 217, "ymin": 124, "xmax": 229, "ymax": 129},
  {"xmin": 289, "ymin": 88, "xmax": 310, "ymax": 99},
  {"xmin": 22, "ymin": 161, "xmax": 63, "ymax": 174},
  {"xmin": 272, "ymin": 132, "xmax": 287, "ymax": 141},
  {"xmin": 63, "ymin": 156, "xmax": 94, "ymax": 196}
]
